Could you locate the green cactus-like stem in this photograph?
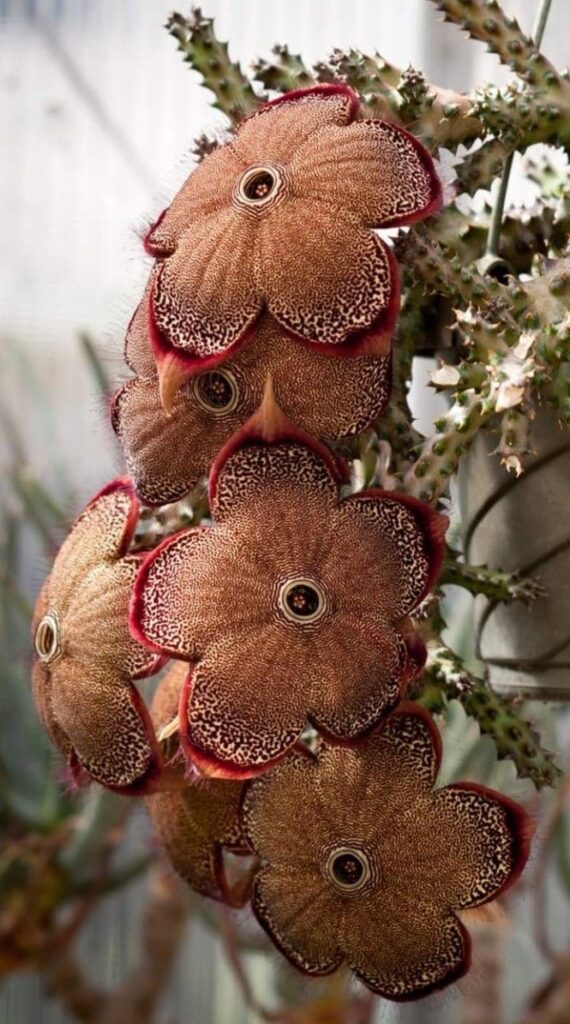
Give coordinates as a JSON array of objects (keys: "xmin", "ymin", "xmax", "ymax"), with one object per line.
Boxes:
[
  {"xmin": 472, "ymin": 79, "xmax": 570, "ymax": 152},
  {"xmin": 319, "ymin": 48, "xmax": 402, "ymax": 93},
  {"xmin": 455, "ymin": 138, "xmax": 509, "ymax": 194},
  {"xmin": 252, "ymin": 45, "xmax": 315, "ymax": 93},
  {"xmin": 518, "ymin": 258, "xmax": 570, "ymax": 326},
  {"xmin": 403, "ymin": 390, "xmax": 492, "ymax": 503},
  {"xmin": 315, "ymin": 49, "xmax": 482, "ymax": 150},
  {"xmin": 374, "ymin": 397, "xmax": 423, "ymax": 479},
  {"xmin": 418, "ymin": 645, "xmax": 561, "ymax": 789},
  {"xmin": 435, "ymin": 201, "xmax": 567, "ymax": 275},
  {"xmin": 440, "ymin": 551, "xmax": 543, "ymax": 602},
  {"xmin": 543, "ymin": 362, "xmax": 570, "ymax": 425},
  {"xmin": 166, "ymin": 9, "xmax": 258, "ymax": 124},
  {"xmin": 496, "ymin": 408, "xmax": 532, "ymax": 475},
  {"xmin": 394, "ymin": 229, "xmax": 514, "ymax": 326},
  {"xmin": 429, "ymin": 0, "xmax": 561, "ymax": 87}
]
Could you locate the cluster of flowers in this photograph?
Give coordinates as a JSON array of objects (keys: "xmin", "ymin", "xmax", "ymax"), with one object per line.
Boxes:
[{"xmin": 32, "ymin": 85, "xmax": 532, "ymax": 1000}]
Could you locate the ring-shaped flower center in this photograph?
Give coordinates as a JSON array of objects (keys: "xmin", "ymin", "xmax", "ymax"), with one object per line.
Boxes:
[
  {"xmin": 34, "ymin": 613, "xmax": 60, "ymax": 663},
  {"xmin": 277, "ymin": 578, "xmax": 327, "ymax": 624},
  {"xmin": 326, "ymin": 846, "xmax": 371, "ymax": 894},
  {"xmin": 236, "ymin": 165, "xmax": 283, "ymax": 209},
  {"xmin": 192, "ymin": 369, "xmax": 239, "ymax": 415}
]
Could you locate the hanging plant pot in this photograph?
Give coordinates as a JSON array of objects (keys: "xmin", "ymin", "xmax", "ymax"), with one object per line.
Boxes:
[{"xmin": 459, "ymin": 405, "xmax": 570, "ymax": 700}]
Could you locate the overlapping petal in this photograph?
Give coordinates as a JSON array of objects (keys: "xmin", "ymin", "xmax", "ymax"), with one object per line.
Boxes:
[
  {"xmin": 31, "ymin": 479, "xmax": 163, "ymax": 792},
  {"xmin": 242, "ymin": 705, "xmax": 533, "ymax": 1001},
  {"xmin": 290, "ymin": 119, "xmax": 442, "ymax": 228},
  {"xmin": 112, "ymin": 311, "xmax": 391, "ymax": 506},
  {"xmin": 256, "ymin": 202, "xmax": 398, "ymax": 350},
  {"xmin": 145, "ymin": 664, "xmax": 253, "ymax": 904},
  {"xmin": 150, "ymin": 209, "xmax": 259, "ymax": 367},
  {"xmin": 131, "ymin": 393, "xmax": 447, "ymax": 777},
  {"xmin": 139, "ymin": 84, "xmax": 440, "ymax": 376}
]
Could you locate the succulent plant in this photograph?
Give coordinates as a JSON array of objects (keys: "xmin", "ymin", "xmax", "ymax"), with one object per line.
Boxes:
[{"xmin": 4, "ymin": 1, "xmax": 570, "ymax": 1019}]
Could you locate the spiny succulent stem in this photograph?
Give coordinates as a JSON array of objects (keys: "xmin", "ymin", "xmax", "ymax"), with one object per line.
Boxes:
[
  {"xmin": 418, "ymin": 644, "xmax": 561, "ymax": 789},
  {"xmin": 252, "ymin": 45, "xmax": 315, "ymax": 93},
  {"xmin": 440, "ymin": 552, "xmax": 544, "ymax": 602},
  {"xmin": 485, "ymin": 0, "xmax": 554, "ymax": 257},
  {"xmin": 429, "ymin": 0, "xmax": 557, "ymax": 84},
  {"xmin": 166, "ymin": 9, "xmax": 258, "ymax": 124}
]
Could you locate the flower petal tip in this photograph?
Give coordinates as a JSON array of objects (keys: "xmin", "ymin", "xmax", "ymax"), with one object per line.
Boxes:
[
  {"xmin": 255, "ymin": 82, "xmax": 360, "ymax": 122},
  {"xmin": 179, "ymin": 670, "xmax": 291, "ymax": 781},
  {"xmin": 209, "ymin": 374, "xmax": 349, "ymax": 504},
  {"xmin": 143, "ymin": 207, "xmax": 171, "ymax": 256}
]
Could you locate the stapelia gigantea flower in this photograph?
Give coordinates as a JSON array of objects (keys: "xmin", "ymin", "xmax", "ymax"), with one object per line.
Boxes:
[
  {"xmin": 143, "ymin": 82, "xmax": 442, "ymax": 399},
  {"xmin": 145, "ymin": 662, "xmax": 254, "ymax": 906},
  {"xmin": 112, "ymin": 297, "xmax": 391, "ymax": 504},
  {"xmin": 32, "ymin": 479, "xmax": 164, "ymax": 793},
  {"xmin": 241, "ymin": 704, "xmax": 533, "ymax": 1001},
  {"xmin": 130, "ymin": 385, "xmax": 448, "ymax": 779}
]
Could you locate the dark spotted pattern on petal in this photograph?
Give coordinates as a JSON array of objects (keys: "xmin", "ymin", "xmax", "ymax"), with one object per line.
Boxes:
[
  {"xmin": 112, "ymin": 313, "xmax": 391, "ymax": 506},
  {"xmin": 131, "ymin": 402, "xmax": 446, "ymax": 777},
  {"xmin": 31, "ymin": 480, "xmax": 162, "ymax": 792},
  {"xmin": 145, "ymin": 664, "xmax": 250, "ymax": 903},
  {"xmin": 150, "ymin": 212, "xmax": 259, "ymax": 361},
  {"xmin": 292, "ymin": 119, "xmax": 442, "ymax": 228},
  {"xmin": 242, "ymin": 705, "xmax": 532, "ymax": 1000},
  {"xmin": 258, "ymin": 205, "xmax": 397, "ymax": 348},
  {"xmin": 138, "ymin": 84, "xmax": 439, "ymax": 366}
]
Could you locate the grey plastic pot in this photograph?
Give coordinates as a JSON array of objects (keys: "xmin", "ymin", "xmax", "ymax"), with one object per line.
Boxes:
[{"xmin": 458, "ymin": 405, "xmax": 570, "ymax": 700}]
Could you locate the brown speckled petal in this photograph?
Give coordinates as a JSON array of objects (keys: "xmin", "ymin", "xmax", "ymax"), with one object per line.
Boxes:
[
  {"xmin": 144, "ymin": 141, "xmax": 244, "ymax": 257},
  {"xmin": 145, "ymin": 664, "xmax": 249, "ymax": 903},
  {"xmin": 47, "ymin": 480, "xmax": 138, "ymax": 612},
  {"xmin": 31, "ymin": 480, "xmax": 163, "ymax": 792},
  {"xmin": 150, "ymin": 209, "xmax": 260, "ymax": 364},
  {"xmin": 306, "ymin": 625, "xmax": 414, "ymax": 741},
  {"xmin": 49, "ymin": 659, "xmax": 157, "ymax": 790},
  {"xmin": 130, "ymin": 524, "xmax": 275, "ymax": 661},
  {"xmin": 124, "ymin": 283, "xmax": 156, "ymax": 377},
  {"xmin": 32, "ymin": 660, "xmax": 72, "ymax": 762},
  {"xmin": 210, "ymin": 435, "xmax": 342, "ymax": 522},
  {"xmin": 242, "ymin": 706, "xmax": 531, "ymax": 1001},
  {"xmin": 432, "ymin": 784, "xmax": 533, "ymax": 911},
  {"xmin": 180, "ymin": 649, "xmax": 304, "ymax": 779},
  {"xmin": 349, "ymin": 911, "xmax": 469, "ymax": 1001},
  {"xmin": 292, "ymin": 119, "xmax": 442, "ymax": 229},
  {"xmin": 233, "ymin": 84, "xmax": 358, "ymax": 165},
  {"xmin": 112, "ymin": 314, "xmax": 390, "ymax": 507},
  {"xmin": 251, "ymin": 865, "xmax": 344, "ymax": 976},
  {"xmin": 257, "ymin": 200, "xmax": 397, "ymax": 349},
  {"xmin": 336, "ymin": 490, "xmax": 448, "ymax": 615}
]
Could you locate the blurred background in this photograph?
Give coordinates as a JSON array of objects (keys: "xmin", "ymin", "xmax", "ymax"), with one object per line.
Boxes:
[{"xmin": 1, "ymin": 1, "xmax": 569, "ymax": 1022}]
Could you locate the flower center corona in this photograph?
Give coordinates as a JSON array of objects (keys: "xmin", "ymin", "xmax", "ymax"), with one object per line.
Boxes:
[
  {"xmin": 192, "ymin": 369, "xmax": 238, "ymax": 415},
  {"xmin": 326, "ymin": 847, "xmax": 371, "ymax": 893},
  {"xmin": 34, "ymin": 613, "xmax": 60, "ymax": 663},
  {"xmin": 278, "ymin": 578, "xmax": 326, "ymax": 624},
  {"xmin": 236, "ymin": 165, "xmax": 284, "ymax": 209}
]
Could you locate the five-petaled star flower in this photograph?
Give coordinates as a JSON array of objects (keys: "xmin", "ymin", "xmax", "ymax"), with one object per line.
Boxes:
[
  {"xmin": 241, "ymin": 704, "xmax": 533, "ymax": 1001},
  {"xmin": 113, "ymin": 300, "xmax": 391, "ymax": 504},
  {"xmin": 146, "ymin": 662, "xmax": 255, "ymax": 905},
  {"xmin": 130, "ymin": 385, "xmax": 448, "ymax": 779},
  {"xmin": 32, "ymin": 479, "xmax": 164, "ymax": 793},
  {"xmin": 143, "ymin": 83, "xmax": 442, "ymax": 400}
]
